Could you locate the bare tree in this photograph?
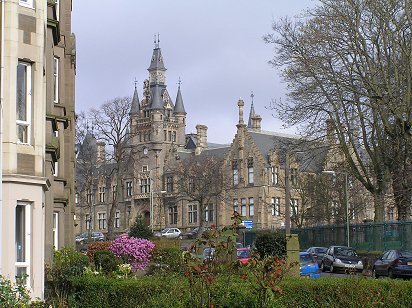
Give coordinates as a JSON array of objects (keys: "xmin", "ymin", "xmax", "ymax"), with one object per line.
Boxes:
[
  {"xmin": 170, "ymin": 154, "xmax": 231, "ymax": 232},
  {"xmin": 265, "ymin": 0, "xmax": 412, "ymax": 221},
  {"xmin": 89, "ymin": 97, "xmax": 133, "ymax": 239}
]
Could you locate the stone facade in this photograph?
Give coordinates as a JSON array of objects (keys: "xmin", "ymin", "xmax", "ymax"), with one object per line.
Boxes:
[
  {"xmin": 0, "ymin": 0, "xmax": 75, "ymax": 299},
  {"xmin": 75, "ymin": 43, "xmax": 375, "ymax": 239}
]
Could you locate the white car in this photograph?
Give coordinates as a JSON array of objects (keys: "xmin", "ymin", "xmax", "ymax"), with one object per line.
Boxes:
[{"xmin": 154, "ymin": 227, "xmax": 182, "ymax": 239}]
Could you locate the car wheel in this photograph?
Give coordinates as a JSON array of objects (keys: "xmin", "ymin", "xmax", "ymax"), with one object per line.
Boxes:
[
  {"xmin": 372, "ymin": 267, "xmax": 379, "ymax": 279},
  {"xmin": 179, "ymin": 235, "xmax": 183, "ymax": 239},
  {"xmin": 330, "ymin": 263, "xmax": 335, "ymax": 273},
  {"xmin": 388, "ymin": 269, "xmax": 396, "ymax": 279},
  {"xmin": 320, "ymin": 262, "xmax": 326, "ymax": 272}
]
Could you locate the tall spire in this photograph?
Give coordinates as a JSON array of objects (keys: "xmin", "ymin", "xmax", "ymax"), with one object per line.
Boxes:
[
  {"xmin": 129, "ymin": 78, "xmax": 140, "ymax": 115},
  {"xmin": 247, "ymin": 91, "xmax": 255, "ymax": 128},
  {"xmin": 174, "ymin": 78, "xmax": 186, "ymax": 114},
  {"xmin": 148, "ymin": 33, "xmax": 166, "ymax": 72}
]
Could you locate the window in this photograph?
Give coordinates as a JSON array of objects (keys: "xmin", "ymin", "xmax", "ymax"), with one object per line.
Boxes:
[
  {"xmin": 272, "ymin": 197, "xmax": 280, "ymax": 216},
  {"xmin": 52, "ymin": 161, "xmax": 58, "ymax": 177},
  {"xmin": 232, "ymin": 161, "xmax": 238, "ymax": 186},
  {"xmin": 55, "ymin": 0, "xmax": 59, "ymax": 20},
  {"xmin": 249, "ymin": 198, "xmax": 254, "ymax": 217},
  {"xmin": 271, "ymin": 166, "xmax": 279, "ymax": 185},
  {"xmin": 112, "ymin": 185, "xmax": 117, "ymax": 201},
  {"xmin": 114, "ymin": 211, "xmax": 120, "ymax": 228},
  {"xmin": 85, "ymin": 214, "xmax": 91, "ymax": 230},
  {"xmin": 140, "ymin": 178, "xmax": 150, "ymax": 193},
  {"xmin": 168, "ymin": 131, "xmax": 172, "ymax": 141},
  {"xmin": 168, "ymin": 205, "xmax": 178, "ymax": 224},
  {"xmin": 172, "ymin": 131, "xmax": 176, "ymax": 142},
  {"xmin": 291, "ymin": 198, "xmax": 299, "ymax": 217},
  {"xmin": 16, "ymin": 62, "xmax": 32, "ymax": 144},
  {"xmin": 126, "ymin": 181, "xmax": 133, "ymax": 197},
  {"xmin": 189, "ymin": 178, "xmax": 195, "ymax": 192},
  {"xmin": 53, "ymin": 212, "xmax": 59, "ymax": 250},
  {"xmin": 86, "ymin": 189, "xmax": 93, "ymax": 204},
  {"xmin": 53, "ymin": 57, "xmax": 59, "ymax": 103},
  {"xmin": 205, "ymin": 204, "xmax": 214, "ymax": 222},
  {"xmin": 164, "ymin": 130, "xmax": 167, "ymax": 141},
  {"xmin": 15, "ymin": 203, "xmax": 31, "ymax": 287},
  {"xmin": 19, "ymin": 0, "xmax": 33, "ymax": 8},
  {"xmin": 188, "ymin": 204, "xmax": 198, "ymax": 224},
  {"xmin": 142, "ymin": 165, "xmax": 148, "ymax": 172},
  {"xmin": 233, "ymin": 199, "xmax": 238, "ymax": 214},
  {"xmin": 247, "ymin": 158, "xmax": 254, "ymax": 185},
  {"xmin": 99, "ymin": 186, "xmax": 106, "ymax": 203},
  {"xmin": 387, "ymin": 208, "xmax": 394, "ymax": 221},
  {"xmin": 166, "ymin": 176, "xmax": 173, "ymax": 193},
  {"xmin": 290, "ymin": 168, "xmax": 298, "ymax": 186},
  {"xmin": 75, "ymin": 193, "xmax": 79, "ymax": 206},
  {"xmin": 241, "ymin": 198, "xmax": 246, "ymax": 216},
  {"xmin": 98, "ymin": 212, "xmax": 107, "ymax": 229}
]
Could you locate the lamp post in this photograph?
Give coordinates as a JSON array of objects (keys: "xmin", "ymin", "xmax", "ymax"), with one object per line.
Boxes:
[
  {"xmin": 323, "ymin": 170, "xmax": 350, "ymax": 247},
  {"xmin": 285, "ymin": 152, "xmax": 291, "ymax": 234}
]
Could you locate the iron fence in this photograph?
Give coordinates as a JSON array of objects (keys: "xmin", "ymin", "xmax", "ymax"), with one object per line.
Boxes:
[{"xmin": 241, "ymin": 221, "xmax": 412, "ymax": 253}]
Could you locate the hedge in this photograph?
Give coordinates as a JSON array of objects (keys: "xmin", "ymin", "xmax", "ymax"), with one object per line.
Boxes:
[{"xmin": 70, "ymin": 275, "xmax": 412, "ymax": 307}]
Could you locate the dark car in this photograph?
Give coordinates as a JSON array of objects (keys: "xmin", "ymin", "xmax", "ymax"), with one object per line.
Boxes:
[
  {"xmin": 321, "ymin": 246, "xmax": 363, "ymax": 273},
  {"xmin": 181, "ymin": 227, "xmax": 200, "ymax": 239},
  {"xmin": 307, "ymin": 246, "xmax": 328, "ymax": 266},
  {"xmin": 373, "ymin": 250, "xmax": 412, "ymax": 279},
  {"xmin": 300, "ymin": 252, "xmax": 321, "ymax": 278}
]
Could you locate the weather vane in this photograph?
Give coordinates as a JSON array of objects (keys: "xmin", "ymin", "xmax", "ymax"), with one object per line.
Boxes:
[
  {"xmin": 177, "ymin": 77, "xmax": 182, "ymax": 87},
  {"xmin": 250, "ymin": 91, "xmax": 254, "ymax": 104},
  {"xmin": 134, "ymin": 78, "xmax": 138, "ymax": 89}
]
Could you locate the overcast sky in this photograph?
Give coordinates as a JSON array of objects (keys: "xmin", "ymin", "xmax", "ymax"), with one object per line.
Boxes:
[{"xmin": 72, "ymin": 0, "xmax": 317, "ymax": 144}]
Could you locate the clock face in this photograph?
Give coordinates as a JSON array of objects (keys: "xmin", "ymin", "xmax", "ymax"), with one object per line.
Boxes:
[
  {"xmin": 143, "ymin": 148, "xmax": 148, "ymax": 155},
  {"xmin": 150, "ymin": 71, "xmax": 165, "ymax": 84}
]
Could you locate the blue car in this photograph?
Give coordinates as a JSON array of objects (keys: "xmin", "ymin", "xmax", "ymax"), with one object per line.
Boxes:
[{"xmin": 300, "ymin": 252, "xmax": 321, "ymax": 278}]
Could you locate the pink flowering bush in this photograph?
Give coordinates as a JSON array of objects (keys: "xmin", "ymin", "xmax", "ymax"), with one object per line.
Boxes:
[{"xmin": 109, "ymin": 235, "xmax": 155, "ymax": 272}]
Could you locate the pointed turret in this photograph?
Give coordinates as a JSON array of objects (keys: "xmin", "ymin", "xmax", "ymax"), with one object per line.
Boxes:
[
  {"xmin": 174, "ymin": 84, "xmax": 186, "ymax": 114},
  {"xmin": 247, "ymin": 101, "xmax": 256, "ymax": 128},
  {"xmin": 151, "ymin": 85, "xmax": 164, "ymax": 110},
  {"xmin": 148, "ymin": 42, "xmax": 166, "ymax": 72},
  {"xmin": 129, "ymin": 85, "xmax": 140, "ymax": 115}
]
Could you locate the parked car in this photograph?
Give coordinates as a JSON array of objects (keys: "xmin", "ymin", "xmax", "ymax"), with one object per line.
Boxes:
[
  {"xmin": 181, "ymin": 227, "xmax": 200, "ymax": 239},
  {"xmin": 201, "ymin": 247, "xmax": 215, "ymax": 261},
  {"xmin": 300, "ymin": 252, "xmax": 321, "ymax": 278},
  {"xmin": 236, "ymin": 248, "xmax": 250, "ymax": 264},
  {"xmin": 307, "ymin": 246, "xmax": 328, "ymax": 266},
  {"xmin": 373, "ymin": 250, "xmax": 412, "ymax": 279},
  {"xmin": 154, "ymin": 227, "xmax": 182, "ymax": 239},
  {"xmin": 236, "ymin": 242, "xmax": 243, "ymax": 248},
  {"xmin": 75, "ymin": 231, "xmax": 105, "ymax": 244},
  {"xmin": 321, "ymin": 246, "xmax": 363, "ymax": 273}
]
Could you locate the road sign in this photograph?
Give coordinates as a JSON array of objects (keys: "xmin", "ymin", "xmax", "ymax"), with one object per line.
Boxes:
[{"xmin": 243, "ymin": 220, "xmax": 253, "ymax": 229}]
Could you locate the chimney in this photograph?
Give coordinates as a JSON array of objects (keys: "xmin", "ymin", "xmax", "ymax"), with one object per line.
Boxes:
[
  {"xmin": 250, "ymin": 114, "xmax": 262, "ymax": 132},
  {"xmin": 96, "ymin": 141, "xmax": 106, "ymax": 165},
  {"xmin": 195, "ymin": 124, "xmax": 208, "ymax": 155},
  {"xmin": 237, "ymin": 98, "xmax": 244, "ymax": 125}
]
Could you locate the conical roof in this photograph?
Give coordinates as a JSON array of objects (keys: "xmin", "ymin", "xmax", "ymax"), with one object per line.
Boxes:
[
  {"xmin": 129, "ymin": 86, "xmax": 140, "ymax": 115},
  {"xmin": 148, "ymin": 46, "xmax": 166, "ymax": 72},
  {"xmin": 247, "ymin": 102, "xmax": 256, "ymax": 128},
  {"xmin": 174, "ymin": 85, "xmax": 186, "ymax": 114}
]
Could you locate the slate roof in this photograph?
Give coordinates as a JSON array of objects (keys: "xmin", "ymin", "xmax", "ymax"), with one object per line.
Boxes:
[{"xmin": 174, "ymin": 85, "xmax": 186, "ymax": 114}]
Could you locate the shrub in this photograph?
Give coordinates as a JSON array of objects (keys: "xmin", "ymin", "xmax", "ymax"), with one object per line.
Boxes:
[
  {"xmin": 94, "ymin": 251, "xmax": 119, "ymax": 274},
  {"xmin": 146, "ymin": 247, "xmax": 183, "ymax": 275},
  {"xmin": 86, "ymin": 241, "xmax": 112, "ymax": 262},
  {"xmin": 0, "ymin": 275, "xmax": 30, "ymax": 307},
  {"xmin": 109, "ymin": 235, "xmax": 155, "ymax": 272},
  {"xmin": 128, "ymin": 215, "xmax": 153, "ymax": 239},
  {"xmin": 254, "ymin": 231, "xmax": 286, "ymax": 259},
  {"xmin": 45, "ymin": 247, "xmax": 89, "ymax": 307}
]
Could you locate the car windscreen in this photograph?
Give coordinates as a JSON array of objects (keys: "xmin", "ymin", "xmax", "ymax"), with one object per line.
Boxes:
[
  {"xmin": 300, "ymin": 254, "xmax": 314, "ymax": 265},
  {"xmin": 335, "ymin": 247, "xmax": 357, "ymax": 257},
  {"xmin": 237, "ymin": 250, "xmax": 250, "ymax": 259},
  {"xmin": 315, "ymin": 248, "xmax": 327, "ymax": 254}
]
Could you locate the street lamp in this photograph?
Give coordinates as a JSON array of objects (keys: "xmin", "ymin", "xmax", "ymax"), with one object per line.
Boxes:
[
  {"xmin": 149, "ymin": 175, "xmax": 166, "ymax": 232},
  {"xmin": 323, "ymin": 170, "xmax": 350, "ymax": 247}
]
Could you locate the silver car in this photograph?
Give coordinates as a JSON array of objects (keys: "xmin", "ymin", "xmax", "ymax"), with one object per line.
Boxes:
[
  {"xmin": 321, "ymin": 246, "xmax": 363, "ymax": 273},
  {"xmin": 154, "ymin": 227, "xmax": 182, "ymax": 239}
]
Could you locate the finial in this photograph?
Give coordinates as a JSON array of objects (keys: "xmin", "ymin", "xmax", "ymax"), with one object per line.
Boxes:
[
  {"xmin": 153, "ymin": 34, "xmax": 156, "ymax": 45},
  {"xmin": 134, "ymin": 78, "xmax": 138, "ymax": 89},
  {"xmin": 177, "ymin": 77, "xmax": 182, "ymax": 88},
  {"xmin": 154, "ymin": 33, "xmax": 160, "ymax": 48},
  {"xmin": 157, "ymin": 32, "xmax": 160, "ymax": 44},
  {"xmin": 250, "ymin": 91, "xmax": 254, "ymax": 105}
]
